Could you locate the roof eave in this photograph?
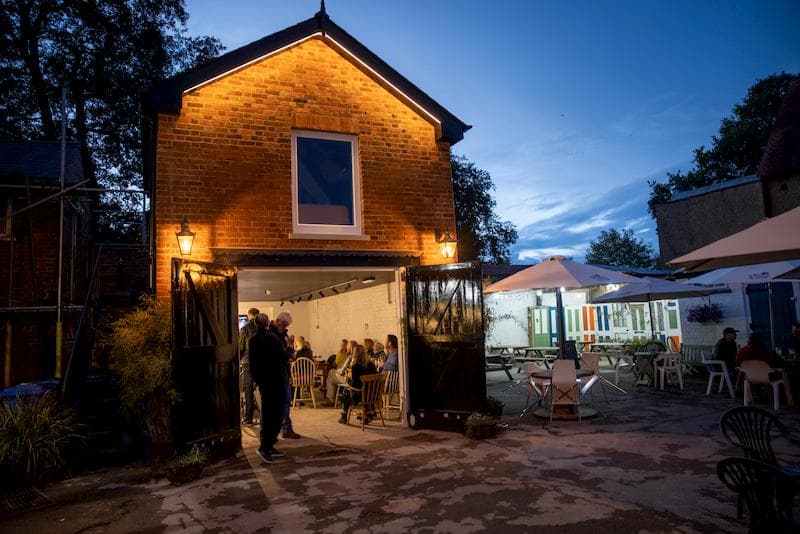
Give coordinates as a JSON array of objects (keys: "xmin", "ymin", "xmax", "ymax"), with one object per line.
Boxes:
[{"xmin": 144, "ymin": 13, "xmax": 470, "ymax": 144}]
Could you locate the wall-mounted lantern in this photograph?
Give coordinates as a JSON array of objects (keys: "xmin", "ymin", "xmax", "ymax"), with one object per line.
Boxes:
[
  {"xmin": 175, "ymin": 217, "xmax": 196, "ymax": 256},
  {"xmin": 438, "ymin": 231, "xmax": 457, "ymax": 259}
]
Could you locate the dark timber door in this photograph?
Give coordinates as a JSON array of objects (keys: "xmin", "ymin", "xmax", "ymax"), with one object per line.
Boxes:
[
  {"xmin": 171, "ymin": 259, "xmax": 240, "ymax": 457},
  {"xmin": 747, "ymin": 282, "xmax": 797, "ymax": 349},
  {"xmin": 405, "ymin": 261, "xmax": 485, "ymax": 430}
]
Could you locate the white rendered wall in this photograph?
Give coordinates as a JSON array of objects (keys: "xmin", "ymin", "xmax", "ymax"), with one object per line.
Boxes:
[
  {"xmin": 485, "ymin": 290, "xmax": 537, "ymax": 347},
  {"xmin": 238, "ymin": 283, "xmax": 400, "ymax": 358}
]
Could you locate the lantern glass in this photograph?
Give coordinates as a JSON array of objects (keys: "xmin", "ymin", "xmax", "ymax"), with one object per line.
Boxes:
[
  {"xmin": 175, "ymin": 218, "xmax": 195, "ymax": 256},
  {"xmin": 439, "ymin": 233, "xmax": 457, "ymax": 259}
]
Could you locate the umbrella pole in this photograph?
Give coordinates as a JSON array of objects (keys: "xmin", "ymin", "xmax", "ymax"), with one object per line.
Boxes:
[
  {"xmin": 648, "ymin": 301, "xmax": 655, "ymax": 341},
  {"xmin": 768, "ymin": 282, "xmax": 775, "ymax": 349},
  {"xmin": 556, "ymin": 288, "xmax": 567, "ymax": 358}
]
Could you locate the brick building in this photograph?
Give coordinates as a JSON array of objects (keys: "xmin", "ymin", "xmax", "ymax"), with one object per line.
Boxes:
[
  {"xmin": 655, "ymin": 80, "xmax": 800, "ymax": 262},
  {"xmin": 144, "ymin": 9, "xmax": 469, "ymax": 302}
]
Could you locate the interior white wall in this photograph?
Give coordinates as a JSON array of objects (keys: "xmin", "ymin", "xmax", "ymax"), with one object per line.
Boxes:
[
  {"xmin": 485, "ymin": 291, "xmax": 536, "ymax": 347},
  {"xmin": 238, "ymin": 282, "xmax": 400, "ymax": 358}
]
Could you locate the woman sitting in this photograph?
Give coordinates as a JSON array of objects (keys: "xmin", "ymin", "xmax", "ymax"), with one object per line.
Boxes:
[
  {"xmin": 294, "ymin": 336, "xmax": 313, "ymax": 359},
  {"xmin": 373, "ymin": 341, "xmax": 387, "ymax": 369},
  {"xmin": 338, "ymin": 345, "xmax": 377, "ymax": 424}
]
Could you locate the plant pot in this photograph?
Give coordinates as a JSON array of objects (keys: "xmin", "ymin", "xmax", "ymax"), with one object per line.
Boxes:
[
  {"xmin": 165, "ymin": 463, "xmax": 204, "ymax": 485},
  {"xmin": 464, "ymin": 414, "xmax": 500, "ymax": 440}
]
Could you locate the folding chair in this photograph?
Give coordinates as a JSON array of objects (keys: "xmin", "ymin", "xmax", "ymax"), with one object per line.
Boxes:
[{"xmin": 550, "ymin": 360, "xmax": 580, "ymax": 422}]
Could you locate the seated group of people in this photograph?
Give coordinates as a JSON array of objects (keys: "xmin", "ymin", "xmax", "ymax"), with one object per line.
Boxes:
[
  {"xmin": 713, "ymin": 325, "xmax": 798, "ymax": 373},
  {"xmin": 321, "ymin": 335, "xmax": 399, "ymax": 424}
]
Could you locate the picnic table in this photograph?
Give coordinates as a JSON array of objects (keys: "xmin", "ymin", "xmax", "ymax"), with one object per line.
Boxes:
[
  {"xmin": 516, "ymin": 346, "xmax": 559, "ymax": 368},
  {"xmin": 485, "ymin": 353, "xmax": 515, "ymax": 380}
]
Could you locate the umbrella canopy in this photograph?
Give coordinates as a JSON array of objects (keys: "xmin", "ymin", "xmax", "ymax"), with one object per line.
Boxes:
[
  {"xmin": 686, "ymin": 260, "xmax": 800, "ymax": 285},
  {"xmin": 484, "ymin": 256, "xmax": 639, "ymax": 293},
  {"xmin": 668, "ymin": 205, "xmax": 800, "ymax": 272},
  {"xmin": 592, "ymin": 277, "xmax": 716, "ymax": 303},
  {"xmin": 484, "ymin": 257, "xmax": 639, "ymax": 357}
]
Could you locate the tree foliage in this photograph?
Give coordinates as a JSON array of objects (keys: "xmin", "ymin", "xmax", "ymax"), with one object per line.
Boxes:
[
  {"xmin": 0, "ymin": 0, "xmax": 222, "ymax": 238},
  {"xmin": 647, "ymin": 72, "xmax": 799, "ymax": 216},
  {"xmin": 584, "ymin": 228, "xmax": 655, "ymax": 268},
  {"xmin": 451, "ymin": 155, "xmax": 518, "ymax": 263}
]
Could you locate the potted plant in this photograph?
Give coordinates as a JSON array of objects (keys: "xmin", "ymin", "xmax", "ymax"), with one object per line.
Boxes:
[
  {"xmin": 464, "ymin": 396, "xmax": 504, "ymax": 440},
  {"xmin": 109, "ymin": 296, "xmax": 177, "ymax": 465},
  {"xmin": 165, "ymin": 447, "xmax": 209, "ymax": 485}
]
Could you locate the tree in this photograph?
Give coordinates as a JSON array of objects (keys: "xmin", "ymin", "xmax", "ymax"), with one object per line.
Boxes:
[
  {"xmin": 0, "ymin": 0, "xmax": 222, "ymax": 239},
  {"xmin": 648, "ymin": 72, "xmax": 799, "ymax": 216},
  {"xmin": 585, "ymin": 228, "xmax": 655, "ymax": 268},
  {"xmin": 450, "ymin": 155, "xmax": 518, "ymax": 263}
]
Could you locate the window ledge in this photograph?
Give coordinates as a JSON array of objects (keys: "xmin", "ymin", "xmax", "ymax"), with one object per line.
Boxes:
[{"xmin": 289, "ymin": 233, "xmax": 372, "ymax": 241}]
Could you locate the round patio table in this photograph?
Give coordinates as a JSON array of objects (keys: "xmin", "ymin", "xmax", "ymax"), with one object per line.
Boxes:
[{"xmin": 529, "ymin": 368, "xmax": 599, "ymax": 420}]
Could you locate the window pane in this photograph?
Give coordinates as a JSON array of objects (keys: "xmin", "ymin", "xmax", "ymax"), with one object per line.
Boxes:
[{"xmin": 297, "ymin": 137, "xmax": 354, "ymax": 225}]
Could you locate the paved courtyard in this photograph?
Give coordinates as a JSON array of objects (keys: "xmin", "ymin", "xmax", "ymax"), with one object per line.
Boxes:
[{"xmin": 2, "ymin": 367, "xmax": 799, "ymax": 533}]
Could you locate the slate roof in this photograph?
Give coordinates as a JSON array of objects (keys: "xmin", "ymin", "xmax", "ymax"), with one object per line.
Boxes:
[
  {"xmin": 668, "ymin": 174, "xmax": 759, "ymax": 203},
  {"xmin": 144, "ymin": 8, "xmax": 470, "ymax": 144},
  {"xmin": 759, "ymin": 79, "xmax": 800, "ymax": 180},
  {"xmin": 0, "ymin": 141, "xmax": 85, "ymax": 186},
  {"xmin": 481, "ymin": 263, "xmax": 532, "ymax": 283}
]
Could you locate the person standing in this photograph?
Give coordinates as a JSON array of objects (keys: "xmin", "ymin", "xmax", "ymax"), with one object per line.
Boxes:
[
  {"xmin": 273, "ymin": 312, "xmax": 301, "ymax": 440},
  {"xmin": 238, "ymin": 307, "xmax": 259, "ymax": 426},
  {"xmin": 248, "ymin": 313, "xmax": 290, "ymax": 464}
]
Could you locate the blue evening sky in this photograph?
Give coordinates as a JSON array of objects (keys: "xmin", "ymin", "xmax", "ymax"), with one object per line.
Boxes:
[{"xmin": 184, "ymin": 0, "xmax": 800, "ymax": 263}]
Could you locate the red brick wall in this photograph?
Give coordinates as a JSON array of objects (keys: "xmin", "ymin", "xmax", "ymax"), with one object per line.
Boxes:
[{"xmin": 154, "ymin": 37, "xmax": 457, "ymax": 297}]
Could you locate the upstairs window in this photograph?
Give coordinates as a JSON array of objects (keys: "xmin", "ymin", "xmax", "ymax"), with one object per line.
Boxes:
[{"xmin": 291, "ymin": 130, "xmax": 362, "ymax": 237}]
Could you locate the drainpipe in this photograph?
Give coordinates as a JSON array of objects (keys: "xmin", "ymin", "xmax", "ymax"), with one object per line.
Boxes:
[
  {"xmin": 5, "ymin": 206, "xmax": 13, "ymax": 387},
  {"xmin": 55, "ymin": 88, "xmax": 66, "ymax": 379}
]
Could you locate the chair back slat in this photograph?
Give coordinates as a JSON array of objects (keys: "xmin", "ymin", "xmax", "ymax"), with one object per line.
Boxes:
[
  {"xmin": 720, "ymin": 407, "xmax": 780, "ymax": 465},
  {"xmin": 291, "ymin": 357, "xmax": 316, "ymax": 387}
]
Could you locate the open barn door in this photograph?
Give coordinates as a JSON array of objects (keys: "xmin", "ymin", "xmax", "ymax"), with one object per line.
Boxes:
[
  {"xmin": 171, "ymin": 259, "xmax": 239, "ymax": 458},
  {"xmin": 405, "ymin": 261, "xmax": 485, "ymax": 430}
]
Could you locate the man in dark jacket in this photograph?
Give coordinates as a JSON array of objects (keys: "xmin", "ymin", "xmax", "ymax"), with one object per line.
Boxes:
[
  {"xmin": 238, "ymin": 307, "xmax": 259, "ymax": 425},
  {"xmin": 248, "ymin": 313, "xmax": 292, "ymax": 464}
]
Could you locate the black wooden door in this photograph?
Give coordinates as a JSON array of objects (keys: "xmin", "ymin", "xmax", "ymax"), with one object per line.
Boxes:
[
  {"xmin": 171, "ymin": 258, "xmax": 240, "ymax": 457},
  {"xmin": 747, "ymin": 282, "xmax": 797, "ymax": 349},
  {"xmin": 405, "ymin": 261, "xmax": 485, "ymax": 430}
]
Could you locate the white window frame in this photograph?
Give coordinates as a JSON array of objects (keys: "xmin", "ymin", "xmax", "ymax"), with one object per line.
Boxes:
[{"xmin": 291, "ymin": 130, "xmax": 362, "ymax": 237}]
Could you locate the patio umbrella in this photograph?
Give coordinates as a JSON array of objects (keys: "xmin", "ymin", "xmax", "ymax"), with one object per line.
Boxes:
[
  {"xmin": 592, "ymin": 277, "xmax": 718, "ymax": 340},
  {"xmin": 484, "ymin": 256, "xmax": 639, "ymax": 356},
  {"xmin": 687, "ymin": 260, "xmax": 800, "ymax": 348},
  {"xmin": 668, "ymin": 205, "xmax": 800, "ymax": 272}
]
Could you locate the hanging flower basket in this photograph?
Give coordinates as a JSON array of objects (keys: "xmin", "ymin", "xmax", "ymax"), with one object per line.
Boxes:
[{"xmin": 686, "ymin": 304, "xmax": 723, "ymax": 324}]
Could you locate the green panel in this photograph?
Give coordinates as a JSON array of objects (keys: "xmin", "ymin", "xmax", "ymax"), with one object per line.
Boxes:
[
  {"xmin": 668, "ymin": 309, "xmax": 678, "ymax": 329},
  {"xmin": 532, "ymin": 306, "xmax": 551, "ymax": 347}
]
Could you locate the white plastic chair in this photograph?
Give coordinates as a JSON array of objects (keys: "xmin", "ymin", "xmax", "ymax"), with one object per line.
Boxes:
[
  {"xmin": 654, "ymin": 352, "xmax": 684, "ymax": 390},
  {"xmin": 701, "ymin": 350, "xmax": 734, "ymax": 398},
  {"xmin": 740, "ymin": 360, "xmax": 789, "ymax": 411},
  {"xmin": 290, "ymin": 357, "xmax": 317, "ymax": 408}
]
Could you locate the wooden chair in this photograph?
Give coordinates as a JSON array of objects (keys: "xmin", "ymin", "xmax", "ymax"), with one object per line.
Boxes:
[
  {"xmin": 290, "ymin": 357, "xmax": 317, "ymax": 408},
  {"xmin": 654, "ymin": 352, "xmax": 683, "ymax": 390},
  {"xmin": 740, "ymin": 360, "xmax": 792, "ymax": 410},
  {"xmin": 550, "ymin": 360, "xmax": 580, "ymax": 422},
  {"xmin": 382, "ymin": 370, "xmax": 400, "ymax": 420},
  {"xmin": 345, "ymin": 373, "xmax": 386, "ymax": 430}
]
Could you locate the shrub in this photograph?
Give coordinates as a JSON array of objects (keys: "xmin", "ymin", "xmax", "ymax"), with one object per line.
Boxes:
[
  {"xmin": 465, "ymin": 413, "xmax": 499, "ymax": 440},
  {"xmin": 0, "ymin": 391, "xmax": 82, "ymax": 489},
  {"xmin": 109, "ymin": 296, "xmax": 176, "ymax": 443},
  {"xmin": 482, "ymin": 396, "xmax": 504, "ymax": 418},
  {"xmin": 164, "ymin": 447, "xmax": 209, "ymax": 485}
]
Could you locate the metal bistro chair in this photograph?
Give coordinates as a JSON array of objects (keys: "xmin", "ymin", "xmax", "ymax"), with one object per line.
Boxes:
[
  {"xmin": 290, "ymin": 357, "xmax": 317, "ymax": 408},
  {"xmin": 717, "ymin": 457, "xmax": 795, "ymax": 533},
  {"xmin": 578, "ymin": 352, "xmax": 607, "ymax": 403},
  {"xmin": 519, "ymin": 361, "xmax": 550, "ymax": 417},
  {"xmin": 720, "ymin": 406, "xmax": 800, "ymax": 519},
  {"xmin": 550, "ymin": 360, "xmax": 580, "ymax": 423}
]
